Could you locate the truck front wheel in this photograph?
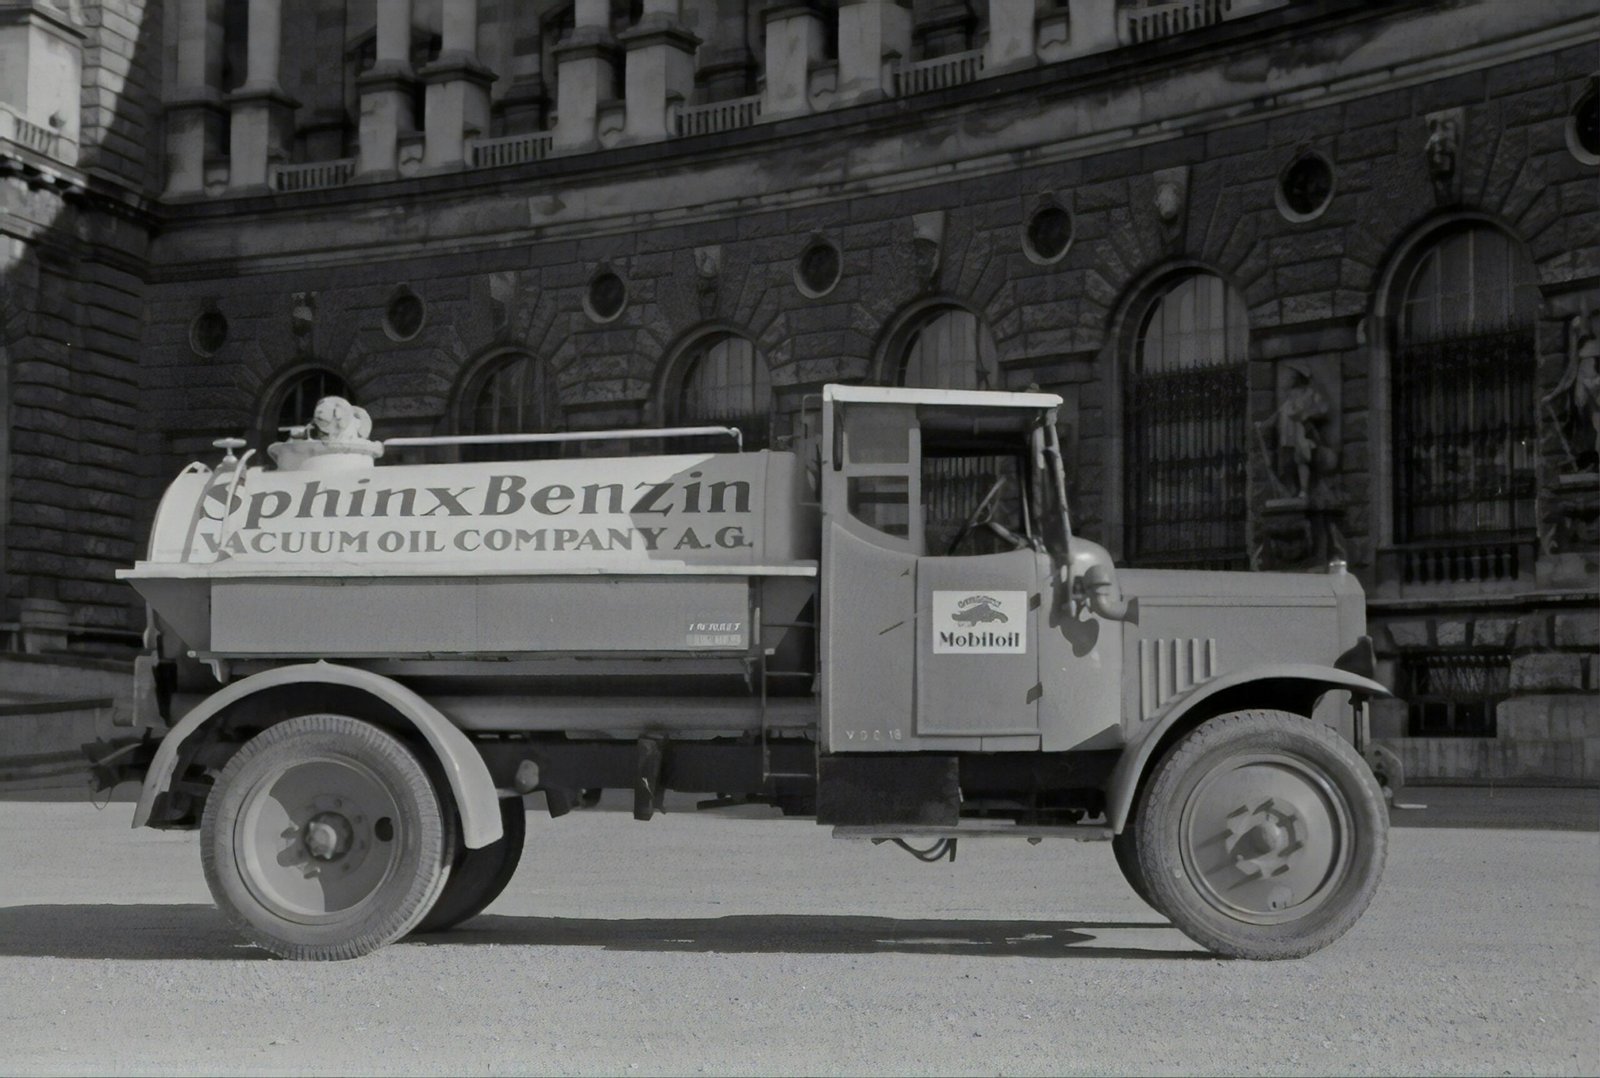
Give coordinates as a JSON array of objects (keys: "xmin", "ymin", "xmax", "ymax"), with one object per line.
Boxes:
[
  {"xmin": 1111, "ymin": 828, "xmax": 1160, "ymax": 913},
  {"xmin": 200, "ymin": 714, "xmax": 454, "ymax": 960},
  {"xmin": 1133, "ymin": 709, "xmax": 1386, "ymax": 960}
]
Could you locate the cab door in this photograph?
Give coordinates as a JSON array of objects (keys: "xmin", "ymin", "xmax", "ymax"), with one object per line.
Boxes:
[{"xmin": 821, "ymin": 391, "xmax": 1045, "ymax": 751}]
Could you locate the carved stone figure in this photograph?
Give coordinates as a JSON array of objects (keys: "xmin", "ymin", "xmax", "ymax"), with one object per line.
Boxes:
[
  {"xmin": 290, "ymin": 292, "xmax": 316, "ymax": 355},
  {"xmin": 911, "ymin": 211, "xmax": 944, "ymax": 287},
  {"xmin": 1543, "ymin": 312, "xmax": 1600, "ymax": 472},
  {"xmin": 1257, "ymin": 361, "xmax": 1332, "ymax": 500},
  {"xmin": 1424, "ymin": 112, "xmax": 1460, "ymax": 203}
]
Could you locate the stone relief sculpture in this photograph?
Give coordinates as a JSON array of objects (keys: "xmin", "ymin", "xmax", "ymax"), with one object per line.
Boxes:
[
  {"xmin": 1255, "ymin": 360, "xmax": 1346, "ymax": 570},
  {"xmin": 1256, "ymin": 360, "xmax": 1334, "ymax": 502},
  {"xmin": 1542, "ymin": 312, "xmax": 1600, "ymax": 473},
  {"xmin": 290, "ymin": 291, "xmax": 316, "ymax": 355},
  {"xmin": 1424, "ymin": 110, "xmax": 1461, "ymax": 204},
  {"xmin": 911, "ymin": 211, "xmax": 945, "ymax": 288},
  {"xmin": 695, "ymin": 245, "xmax": 721, "ymax": 316}
]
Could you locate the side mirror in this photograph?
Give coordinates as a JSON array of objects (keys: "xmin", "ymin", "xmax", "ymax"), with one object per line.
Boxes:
[{"xmin": 1066, "ymin": 536, "xmax": 1136, "ymax": 623}]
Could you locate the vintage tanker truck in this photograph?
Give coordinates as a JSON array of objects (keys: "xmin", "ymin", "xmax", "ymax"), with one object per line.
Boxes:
[{"xmin": 116, "ymin": 385, "xmax": 1391, "ymax": 961}]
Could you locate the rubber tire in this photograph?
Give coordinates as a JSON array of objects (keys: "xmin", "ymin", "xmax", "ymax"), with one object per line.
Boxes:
[
  {"xmin": 1111, "ymin": 827, "xmax": 1161, "ymax": 913},
  {"xmin": 414, "ymin": 796, "xmax": 527, "ymax": 933},
  {"xmin": 1133, "ymin": 709, "xmax": 1387, "ymax": 960},
  {"xmin": 201, "ymin": 714, "xmax": 454, "ymax": 960}
]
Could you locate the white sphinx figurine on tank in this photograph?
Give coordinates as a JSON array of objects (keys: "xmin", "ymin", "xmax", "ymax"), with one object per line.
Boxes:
[{"xmin": 268, "ymin": 396, "xmax": 383, "ymax": 472}]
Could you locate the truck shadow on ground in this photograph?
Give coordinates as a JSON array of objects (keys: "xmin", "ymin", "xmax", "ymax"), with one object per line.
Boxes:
[
  {"xmin": 0, "ymin": 905, "xmax": 1208, "ymax": 961},
  {"xmin": 0, "ymin": 904, "xmax": 261, "ymax": 960},
  {"xmin": 432, "ymin": 913, "xmax": 1210, "ymax": 961}
]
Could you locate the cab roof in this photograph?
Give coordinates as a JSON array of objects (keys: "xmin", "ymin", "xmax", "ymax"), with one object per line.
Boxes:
[{"xmin": 823, "ymin": 384, "xmax": 1063, "ymax": 409}]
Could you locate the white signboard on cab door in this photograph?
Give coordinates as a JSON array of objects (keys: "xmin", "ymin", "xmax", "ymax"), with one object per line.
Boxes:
[{"xmin": 931, "ymin": 590, "xmax": 1027, "ymax": 654}]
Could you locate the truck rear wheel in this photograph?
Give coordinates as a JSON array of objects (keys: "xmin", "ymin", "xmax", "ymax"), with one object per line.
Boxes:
[
  {"xmin": 414, "ymin": 796, "xmax": 527, "ymax": 934},
  {"xmin": 1133, "ymin": 709, "xmax": 1386, "ymax": 960},
  {"xmin": 201, "ymin": 714, "xmax": 454, "ymax": 960}
]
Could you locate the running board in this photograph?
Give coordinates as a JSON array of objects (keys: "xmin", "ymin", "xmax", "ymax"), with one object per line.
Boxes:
[{"xmin": 831, "ymin": 821, "xmax": 1112, "ymax": 843}]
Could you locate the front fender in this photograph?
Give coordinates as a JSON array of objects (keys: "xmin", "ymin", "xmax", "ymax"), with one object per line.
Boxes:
[
  {"xmin": 132, "ymin": 662, "xmax": 503, "ymax": 848},
  {"xmin": 1105, "ymin": 663, "xmax": 1390, "ymax": 834}
]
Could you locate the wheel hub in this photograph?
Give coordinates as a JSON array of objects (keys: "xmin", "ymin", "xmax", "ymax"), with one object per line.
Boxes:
[
  {"xmin": 303, "ymin": 811, "xmax": 354, "ymax": 861},
  {"xmin": 1225, "ymin": 798, "xmax": 1302, "ymax": 878},
  {"xmin": 237, "ymin": 758, "xmax": 401, "ymax": 920}
]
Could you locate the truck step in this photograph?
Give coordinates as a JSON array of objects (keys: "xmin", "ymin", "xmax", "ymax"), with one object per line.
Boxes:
[{"xmin": 831, "ymin": 821, "xmax": 1112, "ymax": 843}]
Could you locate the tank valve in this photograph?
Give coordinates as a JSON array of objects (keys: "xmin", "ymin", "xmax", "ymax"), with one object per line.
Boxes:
[{"xmin": 212, "ymin": 437, "xmax": 247, "ymax": 466}]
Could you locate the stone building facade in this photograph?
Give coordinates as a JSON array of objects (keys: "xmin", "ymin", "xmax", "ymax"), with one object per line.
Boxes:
[{"xmin": 2, "ymin": 0, "xmax": 1597, "ymax": 782}]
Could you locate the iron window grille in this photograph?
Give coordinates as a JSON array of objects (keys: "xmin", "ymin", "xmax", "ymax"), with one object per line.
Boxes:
[
  {"xmin": 1391, "ymin": 324, "xmax": 1536, "ymax": 583},
  {"xmin": 1125, "ymin": 275, "xmax": 1250, "ymax": 570},
  {"xmin": 1400, "ymin": 650, "xmax": 1511, "ymax": 738},
  {"xmin": 466, "ymin": 355, "xmax": 563, "ymax": 462},
  {"xmin": 673, "ymin": 335, "xmax": 771, "ymax": 453}
]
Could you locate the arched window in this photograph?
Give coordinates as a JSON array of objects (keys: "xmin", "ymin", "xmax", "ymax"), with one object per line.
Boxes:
[
  {"xmin": 673, "ymin": 333, "xmax": 771, "ymax": 450},
  {"xmin": 1391, "ymin": 226, "xmax": 1538, "ymax": 581},
  {"xmin": 1126, "ymin": 273, "xmax": 1249, "ymax": 570},
  {"xmin": 263, "ymin": 368, "xmax": 353, "ymax": 449},
  {"xmin": 464, "ymin": 353, "xmax": 562, "ymax": 461},
  {"xmin": 897, "ymin": 307, "xmax": 998, "ymax": 390}
]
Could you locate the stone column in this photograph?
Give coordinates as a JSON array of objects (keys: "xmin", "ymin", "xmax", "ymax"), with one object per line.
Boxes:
[
  {"xmin": 619, "ymin": 0, "xmax": 699, "ymax": 143},
  {"xmin": 497, "ymin": 1, "xmax": 549, "ymax": 133},
  {"xmin": 552, "ymin": 0, "xmax": 618, "ymax": 153},
  {"xmin": 420, "ymin": 0, "xmax": 496, "ymax": 169},
  {"xmin": 698, "ymin": 0, "xmax": 756, "ymax": 101},
  {"xmin": 835, "ymin": 0, "xmax": 910, "ymax": 104},
  {"xmin": 918, "ymin": 1, "xmax": 974, "ymax": 58},
  {"xmin": 1064, "ymin": 0, "xmax": 1118, "ymax": 57},
  {"xmin": 227, "ymin": 0, "xmax": 299, "ymax": 190},
  {"xmin": 163, "ymin": 0, "xmax": 215, "ymax": 194},
  {"xmin": 356, "ymin": 0, "xmax": 416, "ymax": 176},
  {"xmin": 762, "ymin": 2, "xmax": 825, "ymax": 121},
  {"xmin": 984, "ymin": 0, "xmax": 1035, "ymax": 74}
]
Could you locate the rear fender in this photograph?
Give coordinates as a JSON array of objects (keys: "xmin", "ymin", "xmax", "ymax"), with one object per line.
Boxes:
[
  {"xmin": 132, "ymin": 662, "xmax": 503, "ymax": 848},
  {"xmin": 1105, "ymin": 664, "xmax": 1390, "ymax": 834}
]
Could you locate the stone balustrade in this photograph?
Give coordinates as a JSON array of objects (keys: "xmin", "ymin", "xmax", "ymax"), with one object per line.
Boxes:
[
  {"xmin": 892, "ymin": 49, "xmax": 986, "ymax": 97},
  {"xmin": 1120, "ymin": 0, "xmax": 1233, "ymax": 44},
  {"xmin": 0, "ymin": 104, "xmax": 79, "ymax": 170},
  {"xmin": 673, "ymin": 94, "xmax": 763, "ymax": 138},
  {"xmin": 269, "ymin": 157, "xmax": 358, "ymax": 193},
  {"xmin": 469, "ymin": 132, "xmax": 556, "ymax": 169}
]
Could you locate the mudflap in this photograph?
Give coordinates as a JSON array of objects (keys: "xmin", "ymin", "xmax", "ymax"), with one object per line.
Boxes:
[{"xmin": 816, "ymin": 754, "xmax": 959, "ymax": 827}]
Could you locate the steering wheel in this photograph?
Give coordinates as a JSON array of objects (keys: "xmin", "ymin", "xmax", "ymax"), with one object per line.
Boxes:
[{"xmin": 945, "ymin": 476, "xmax": 1028, "ymax": 555}]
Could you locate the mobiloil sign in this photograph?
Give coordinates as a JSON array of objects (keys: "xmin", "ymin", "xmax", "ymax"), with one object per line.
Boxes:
[{"xmin": 931, "ymin": 591, "xmax": 1027, "ymax": 653}]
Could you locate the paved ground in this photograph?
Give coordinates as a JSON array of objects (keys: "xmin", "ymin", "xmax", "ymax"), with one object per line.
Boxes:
[{"xmin": 0, "ymin": 788, "xmax": 1595, "ymax": 1076}]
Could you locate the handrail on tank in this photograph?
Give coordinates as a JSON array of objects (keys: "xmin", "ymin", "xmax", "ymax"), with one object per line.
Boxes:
[{"xmin": 380, "ymin": 426, "xmax": 744, "ymax": 451}]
